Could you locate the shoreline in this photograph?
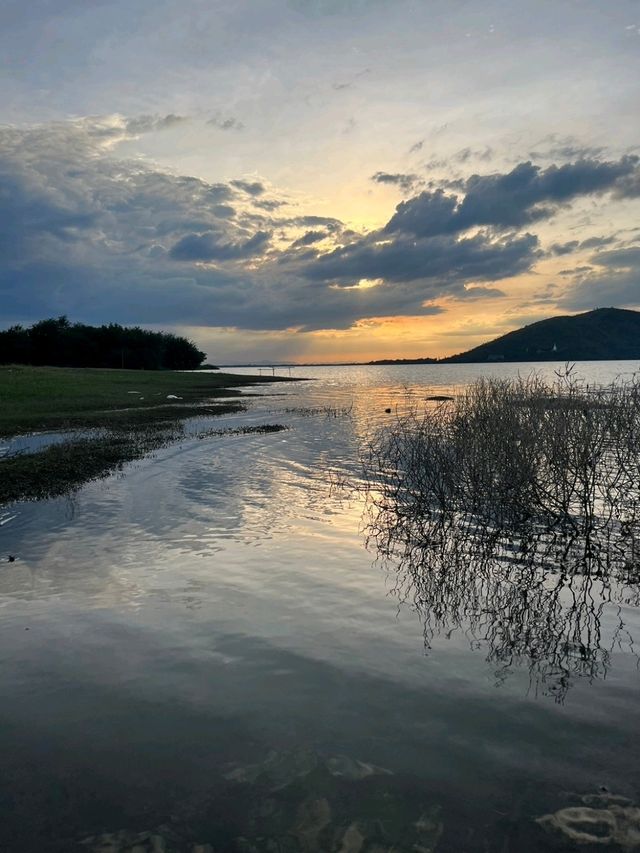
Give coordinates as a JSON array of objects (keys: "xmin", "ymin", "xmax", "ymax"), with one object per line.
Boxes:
[{"xmin": 0, "ymin": 365, "xmax": 298, "ymax": 505}]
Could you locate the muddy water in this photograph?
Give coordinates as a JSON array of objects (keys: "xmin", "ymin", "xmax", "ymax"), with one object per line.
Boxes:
[{"xmin": 1, "ymin": 362, "xmax": 639, "ymax": 852}]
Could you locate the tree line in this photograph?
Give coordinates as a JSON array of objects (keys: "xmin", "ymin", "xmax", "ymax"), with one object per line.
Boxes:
[{"xmin": 0, "ymin": 317, "xmax": 207, "ymax": 370}]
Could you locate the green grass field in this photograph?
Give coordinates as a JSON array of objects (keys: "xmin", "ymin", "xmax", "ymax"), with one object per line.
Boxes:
[
  {"xmin": 0, "ymin": 365, "xmax": 287, "ymax": 436},
  {"xmin": 0, "ymin": 366, "xmax": 295, "ymax": 503}
]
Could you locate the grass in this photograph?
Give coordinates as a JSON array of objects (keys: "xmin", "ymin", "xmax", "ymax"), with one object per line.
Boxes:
[
  {"xmin": 0, "ymin": 364, "xmax": 292, "ymax": 436},
  {"xmin": 0, "ymin": 365, "xmax": 295, "ymax": 504}
]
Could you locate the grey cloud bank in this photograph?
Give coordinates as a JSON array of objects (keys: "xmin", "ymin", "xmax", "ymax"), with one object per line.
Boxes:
[{"xmin": 386, "ymin": 158, "xmax": 639, "ymax": 238}]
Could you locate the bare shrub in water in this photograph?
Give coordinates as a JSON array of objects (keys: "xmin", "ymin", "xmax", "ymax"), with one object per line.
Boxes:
[
  {"xmin": 365, "ymin": 368, "xmax": 640, "ymax": 541},
  {"xmin": 360, "ymin": 368, "xmax": 640, "ymax": 699}
]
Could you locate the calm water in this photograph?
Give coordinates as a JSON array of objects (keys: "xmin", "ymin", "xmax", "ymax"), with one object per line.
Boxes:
[{"xmin": 1, "ymin": 362, "xmax": 639, "ymax": 852}]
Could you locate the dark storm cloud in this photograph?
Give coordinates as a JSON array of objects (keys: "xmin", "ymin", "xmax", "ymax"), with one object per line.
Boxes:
[
  {"xmin": 386, "ymin": 157, "xmax": 640, "ymax": 238},
  {"xmin": 455, "ymin": 158, "xmax": 638, "ymax": 229},
  {"xmin": 169, "ymin": 230, "xmax": 270, "ymax": 261},
  {"xmin": 371, "ymin": 171, "xmax": 421, "ymax": 193}
]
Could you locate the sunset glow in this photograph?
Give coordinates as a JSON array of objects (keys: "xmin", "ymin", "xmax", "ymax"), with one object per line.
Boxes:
[{"xmin": 2, "ymin": 1, "xmax": 639, "ymax": 362}]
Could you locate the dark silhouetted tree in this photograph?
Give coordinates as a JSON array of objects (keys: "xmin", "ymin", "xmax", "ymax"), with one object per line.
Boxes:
[{"xmin": 0, "ymin": 318, "xmax": 206, "ymax": 370}]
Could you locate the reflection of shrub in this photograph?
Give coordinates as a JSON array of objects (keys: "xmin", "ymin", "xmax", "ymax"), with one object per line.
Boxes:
[
  {"xmin": 358, "ymin": 368, "xmax": 640, "ymax": 700},
  {"xmin": 365, "ymin": 367, "xmax": 640, "ymax": 537},
  {"xmin": 359, "ymin": 368, "xmax": 640, "ymax": 700}
]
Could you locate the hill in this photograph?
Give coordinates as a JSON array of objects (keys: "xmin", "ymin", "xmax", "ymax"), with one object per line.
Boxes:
[{"xmin": 443, "ymin": 308, "xmax": 640, "ymax": 363}]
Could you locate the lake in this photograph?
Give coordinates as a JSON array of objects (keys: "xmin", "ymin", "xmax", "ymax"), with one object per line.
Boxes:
[{"xmin": 1, "ymin": 361, "xmax": 639, "ymax": 852}]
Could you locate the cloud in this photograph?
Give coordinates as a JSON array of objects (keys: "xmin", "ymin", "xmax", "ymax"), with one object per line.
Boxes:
[
  {"xmin": 580, "ymin": 235, "xmax": 617, "ymax": 249},
  {"xmin": 290, "ymin": 230, "xmax": 329, "ymax": 248},
  {"xmin": 169, "ymin": 230, "xmax": 270, "ymax": 261},
  {"xmin": 371, "ymin": 171, "xmax": 421, "ymax": 193},
  {"xmin": 1, "ymin": 117, "xmax": 638, "ymax": 335},
  {"xmin": 300, "ymin": 230, "xmax": 539, "ymax": 288},
  {"xmin": 549, "ymin": 235, "xmax": 617, "ymax": 255},
  {"xmin": 230, "ymin": 179, "xmax": 265, "ymax": 196},
  {"xmin": 528, "ymin": 135, "xmax": 607, "ymax": 162},
  {"xmin": 559, "ymin": 245, "xmax": 640, "ymax": 309},
  {"xmin": 384, "ymin": 189, "xmax": 458, "ymax": 238},
  {"xmin": 253, "ymin": 198, "xmax": 288, "ymax": 211},
  {"xmin": 559, "ymin": 265, "xmax": 594, "ymax": 276},
  {"xmin": 452, "ymin": 146, "xmax": 494, "ymax": 164},
  {"xmin": 591, "ymin": 247, "xmax": 640, "ymax": 268},
  {"xmin": 286, "ymin": 215, "xmax": 344, "ymax": 230},
  {"xmin": 385, "ymin": 157, "xmax": 640, "ymax": 238},
  {"xmin": 331, "ymin": 67, "xmax": 371, "ymax": 90},
  {"xmin": 124, "ymin": 113, "xmax": 188, "ymax": 135},
  {"xmin": 207, "ymin": 113, "xmax": 245, "ymax": 131},
  {"xmin": 549, "ymin": 240, "xmax": 580, "ymax": 256},
  {"xmin": 615, "ymin": 168, "xmax": 640, "ymax": 199}
]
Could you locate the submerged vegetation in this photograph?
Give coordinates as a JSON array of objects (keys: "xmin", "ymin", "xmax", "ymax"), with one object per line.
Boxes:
[{"xmin": 359, "ymin": 368, "xmax": 640, "ymax": 699}]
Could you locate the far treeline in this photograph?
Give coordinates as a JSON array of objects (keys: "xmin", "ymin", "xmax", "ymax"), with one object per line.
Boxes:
[{"xmin": 0, "ymin": 317, "xmax": 207, "ymax": 370}]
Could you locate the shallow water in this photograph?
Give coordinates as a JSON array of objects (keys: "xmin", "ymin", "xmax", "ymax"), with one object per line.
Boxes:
[
  {"xmin": 1, "ymin": 362, "xmax": 639, "ymax": 852},
  {"xmin": 0, "ymin": 428, "xmax": 108, "ymax": 458}
]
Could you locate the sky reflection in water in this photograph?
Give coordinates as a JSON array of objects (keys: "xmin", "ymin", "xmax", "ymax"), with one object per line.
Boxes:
[{"xmin": 1, "ymin": 362, "xmax": 639, "ymax": 851}]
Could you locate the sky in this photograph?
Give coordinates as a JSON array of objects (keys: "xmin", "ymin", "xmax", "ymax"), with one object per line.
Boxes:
[{"xmin": 1, "ymin": 0, "xmax": 640, "ymax": 363}]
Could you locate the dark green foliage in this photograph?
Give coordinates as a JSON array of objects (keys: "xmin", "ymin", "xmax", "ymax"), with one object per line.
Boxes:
[
  {"xmin": 0, "ymin": 316, "xmax": 206, "ymax": 369},
  {"xmin": 444, "ymin": 307, "xmax": 640, "ymax": 363}
]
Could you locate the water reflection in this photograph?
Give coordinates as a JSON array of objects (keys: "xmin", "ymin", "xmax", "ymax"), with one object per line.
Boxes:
[
  {"xmin": 367, "ymin": 509, "xmax": 640, "ymax": 700},
  {"xmin": 362, "ymin": 372, "xmax": 640, "ymax": 700},
  {"xmin": 3, "ymin": 365, "xmax": 640, "ymax": 851}
]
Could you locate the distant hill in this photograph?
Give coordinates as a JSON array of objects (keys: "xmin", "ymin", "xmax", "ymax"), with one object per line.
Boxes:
[{"xmin": 443, "ymin": 308, "xmax": 640, "ymax": 363}]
